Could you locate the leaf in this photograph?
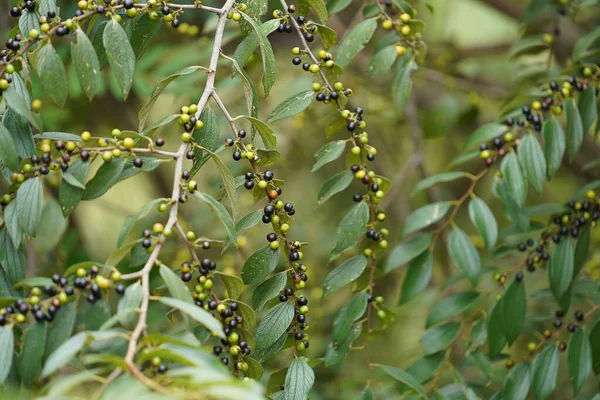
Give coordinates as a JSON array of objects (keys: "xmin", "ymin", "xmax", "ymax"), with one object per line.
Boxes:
[
  {"xmin": 83, "ymin": 158, "xmax": 127, "ymax": 200},
  {"xmin": 252, "ymin": 272, "xmax": 287, "ymax": 311},
  {"xmin": 118, "ymin": 282, "xmax": 143, "ymax": 329},
  {"xmin": 367, "ymin": 45, "xmax": 397, "ymax": 76},
  {"xmin": 193, "ymin": 191, "xmax": 237, "ymax": 246},
  {"xmin": 468, "ymin": 198, "xmax": 497, "ymax": 251},
  {"xmin": 488, "ymin": 301, "xmax": 506, "ymax": 357},
  {"xmin": 548, "ymin": 238, "xmax": 574, "ymax": 302},
  {"xmin": 574, "ymin": 25, "xmax": 600, "ymax": 57},
  {"xmin": 392, "ymin": 54, "xmax": 418, "ymax": 112},
  {"xmin": 267, "ymin": 90, "xmax": 314, "ymax": 123},
  {"xmin": 117, "ymin": 198, "xmax": 162, "ymax": 247},
  {"xmin": 16, "ymin": 177, "xmax": 43, "ymax": 237},
  {"xmin": 314, "ymin": 23, "xmax": 338, "ymax": 50},
  {"xmin": 502, "ymin": 280, "xmax": 526, "ymax": 345},
  {"xmin": 45, "ymin": 302, "xmax": 77, "ymax": 359},
  {"xmin": 336, "ymin": 19, "xmax": 377, "ymax": 68},
  {"xmin": 323, "ymin": 255, "xmax": 368, "ymax": 297},
  {"xmin": 254, "ymin": 302, "xmax": 295, "ymax": 355},
  {"xmin": 241, "ymin": 245, "xmax": 280, "ymax": 285},
  {"xmin": 42, "ymin": 332, "xmax": 87, "ymax": 378},
  {"xmin": 159, "ymin": 297, "xmax": 225, "ymax": 338},
  {"xmin": 34, "ymin": 132, "xmax": 83, "ymax": 142},
  {"xmin": 565, "ymin": 99, "xmax": 584, "ymax": 161},
  {"xmin": 330, "ymin": 201, "xmax": 369, "ymax": 259},
  {"xmin": 205, "ymin": 149, "xmax": 238, "ymax": 219},
  {"xmin": 223, "ymin": 210, "xmax": 262, "ymax": 251},
  {"xmin": 574, "ymin": 225, "xmax": 590, "ymax": 277},
  {"xmin": 531, "ymin": 345, "xmax": 559, "ymax": 400},
  {"xmin": 191, "ymin": 109, "xmax": 220, "ymax": 176},
  {"xmin": 214, "ymin": 272, "xmax": 244, "ymax": 300},
  {"xmin": 238, "ymin": 116, "xmax": 276, "ymax": 149},
  {"xmin": 103, "ymin": 19, "xmax": 136, "ymax": 100},
  {"xmin": 234, "ymin": 19, "xmax": 279, "ymax": 67},
  {"xmin": 59, "ymin": 159, "xmax": 89, "ymax": 217},
  {"xmin": 591, "ymin": 319, "xmax": 600, "ymax": 375},
  {"xmin": 509, "ymin": 35, "xmax": 547, "ymax": 58},
  {"xmin": 412, "ymin": 172, "xmax": 467, "ymax": 195},
  {"xmin": 332, "ymin": 292, "xmax": 367, "ymax": 344},
  {"xmin": 463, "ymin": 123, "xmax": 507, "ymax": 151},
  {"xmin": 420, "ymin": 322, "xmax": 460, "ymax": 355},
  {"xmin": 519, "ymin": 134, "xmax": 546, "ymax": 194},
  {"xmin": 304, "ymin": 0, "xmax": 328, "ymax": 22},
  {"xmin": 228, "ymin": 56, "xmax": 259, "ymax": 120},
  {"xmin": 0, "ymin": 327, "xmax": 14, "ymax": 383},
  {"xmin": 327, "ymin": 0, "xmax": 352, "ymax": 14},
  {"xmin": 2, "ymin": 84, "xmax": 41, "ymax": 131},
  {"xmin": 385, "ymin": 233, "xmax": 432, "ymax": 274},
  {"xmin": 284, "ymin": 358, "xmax": 315, "ymax": 400},
  {"xmin": 130, "ymin": 14, "xmax": 162, "ymax": 60},
  {"xmin": 317, "ymin": 170, "xmax": 353, "ymax": 205},
  {"xmin": 425, "ymin": 292, "xmax": 479, "ymax": 328},
  {"xmin": 0, "ymin": 230, "xmax": 25, "ymax": 285},
  {"xmin": 0, "ymin": 124, "xmax": 19, "ymax": 170},
  {"xmin": 567, "ymin": 330, "xmax": 592, "ymax": 395},
  {"xmin": 401, "ymin": 202, "xmax": 450, "ymax": 237},
  {"xmin": 240, "ymin": 12, "xmax": 276, "ymax": 96},
  {"xmin": 36, "ymin": 43, "xmax": 69, "ymax": 107},
  {"xmin": 578, "ymin": 85, "xmax": 597, "ymax": 135},
  {"xmin": 312, "ymin": 141, "xmax": 346, "ymax": 172},
  {"xmin": 3, "ymin": 202, "xmax": 21, "ymax": 248},
  {"xmin": 379, "ymin": 365, "xmax": 426, "ymax": 397},
  {"xmin": 19, "ymin": 10, "xmax": 40, "ymax": 40},
  {"xmin": 502, "ymin": 363, "xmax": 531, "ymax": 400},
  {"xmin": 18, "ymin": 321, "xmax": 47, "ymax": 385},
  {"xmin": 160, "ymin": 266, "xmax": 192, "ymax": 304},
  {"xmin": 71, "ymin": 28, "xmax": 101, "ymax": 101},
  {"xmin": 399, "ymin": 252, "xmax": 433, "ymax": 304},
  {"xmin": 448, "ymin": 228, "xmax": 480, "ymax": 285},
  {"xmin": 501, "ymin": 152, "xmax": 527, "ymax": 207},
  {"xmin": 495, "ymin": 179, "xmax": 530, "ymax": 231},
  {"xmin": 3, "ymin": 108, "xmax": 35, "ymax": 160},
  {"xmin": 138, "ymin": 66, "xmax": 204, "ymax": 132}
]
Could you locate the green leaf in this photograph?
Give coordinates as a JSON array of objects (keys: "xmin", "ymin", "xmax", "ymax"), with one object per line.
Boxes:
[
  {"xmin": 385, "ymin": 233, "xmax": 432, "ymax": 274},
  {"xmin": 16, "ymin": 177, "xmax": 43, "ymax": 237},
  {"xmin": 565, "ymin": 99, "xmax": 584, "ymax": 161},
  {"xmin": 574, "ymin": 225, "xmax": 590, "ymax": 277},
  {"xmin": 412, "ymin": 172, "xmax": 467, "ymax": 195},
  {"xmin": 42, "ymin": 332, "xmax": 88, "ymax": 378},
  {"xmin": 392, "ymin": 54, "xmax": 418, "ymax": 112},
  {"xmin": 36, "ymin": 42, "xmax": 68, "ymax": 106},
  {"xmin": 229, "ymin": 56, "xmax": 259, "ymax": 120},
  {"xmin": 502, "ymin": 363, "xmax": 531, "ymax": 400},
  {"xmin": 0, "ymin": 124, "xmax": 19, "ymax": 171},
  {"xmin": 3, "ymin": 202, "xmax": 21, "ymax": 248},
  {"xmin": 2, "ymin": 84, "xmax": 42, "ymax": 131},
  {"xmin": 240, "ymin": 12, "xmax": 276, "ymax": 96},
  {"xmin": 241, "ymin": 245, "xmax": 280, "ymax": 285},
  {"xmin": 420, "ymin": 322, "xmax": 460, "ymax": 355},
  {"xmin": 323, "ymin": 255, "xmax": 368, "ymax": 297},
  {"xmin": 214, "ymin": 271, "xmax": 244, "ymax": 300},
  {"xmin": 3, "ymin": 108, "xmax": 34, "ymax": 160},
  {"xmin": 130, "ymin": 14, "xmax": 162, "ymax": 60},
  {"xmin": 463, "ymin": 123, "xmax": 507, "ymax": 151},
  {"xmin": 0, "ymin": 327, "xmax": 14, "ymax": 383},
  {"xmin": 488, "ymin": 301, "xmax": 507, "ymax": 357},
  {"xmin": 71, "ymin": 28, "xmax": 101, "ymax": 101},
  {"xmin": 304, "ymin": 0, "xmax": 328, "ymax": 21},
  {"xmin": 234, "ymin": 19, "xmax": 279, "ymax": 67},
  {"xmin": 591, "ymin": 319, "xmax": 600, "ymax": 375},
  {"xmin": 284, "ymin": 358, "xmax": 315, "ymax": 400},
  {"xmin": 574, "ymin": 25, "xmax": 600, "ymax": 57},
  {"xmin": 160, "ymin": 266, "xmax": 193, "ymax": 304},
  {"xmin": 543, "ymin": 117, "xmax": 566, "ymax": 177},
  {"xmin": 502, "ymin": 280, "xmax": 526, "ymax": 345},
  {"xmin": 425, "ymin": 291, "xmax": 479, "ymax": 328},
  {"xmin": 314, "ymin": 23, "xmax": 338, "ymax": 50},
  {"xmin": 117, "ymin": 198, "xmax": 162, "ymax": 247},
  {"xmin": 401, "ymin": 202, "xmax": 450, "ymax": 237},
  {"xmin": 238, "ymin": 116, "xmax": 276, "ymax": 149},
  {"xmin": 501, "ymin": 152, "xmax": 527, "ymax": 207},
  {"xmin": 83, "ymin": 158, "xmax": 126, "ymax": 200},
  {"xmin": 103, "ymin": 19, "xmax": 136, "ymax": 100},
  {"xmin": 193, "ymin": 191, "xmax": 237, "ymax": 246},
  {"xmin": 205, "ymin": 149, "xmax": 238, "ymax": 219},
  {"xmin": 327, "ymin": 0, "xmax": 352, "ymax": 14},
  {"xmin": 448, "ymin": 228, "xmax": 480, "ymax": 285},
  {"xmin": 254, "ymin": 302, "xmax": 294, "ymax": 355},
  {"xmin": 578, "ymin": 85, "xmax": 597, "ymax": 135},
  {"xmin": 0, "ymin": 230, "xmax": 25, "ymax": 285},
  {"xmin": 379, "ymin": 365, "xmax": 426, "ymax": 397},
  {"xmin": 118, "ymin": 282, "xmax": 143, "ymax": 329},
  {"xmin": 45, "ymin": 302, "xmax": 77, "ymax": 359},
  {"xmin": 312, "ymin": 140, "xmax": 346, "ymax": 172},
  {"xmin": 495, "ymin": 179, "xmax": 530, "ymax": 231},
  {"xmin": 367, "ymin": 45, "xmax": 397, "ymax": 76},
  {"xmin": 332, "ymin": 292, "xmax": 367, "ymax": 344},
  {"xmin": 267, "ymin": 90, "xmax": 314, "ymax": 123},
  {"xmin": 519, "ymin": 134, "xmax": 546, "ymax": 194},
  {"xmin": 336, "ymin": 19, "xmax": 377, "ymax": 68},
  {"xmin": 34, "ymin": 132, "xmax": 83, "ymax": 142},
  {"xmin": 59, "ymin": 160, "xmax": 89, "ymax": 217},
  {"xmin": 252, "ymin": 272, "xmax": 287, "ymax": 311},
  {"xmin": 331, "ymin": 201, "xmax": 369, "ymax": 259},
  {"xmin": 509, "ymin": 35, "xmax": 547, "ymax": 58},
  {"xmin": 141, "ymin": 114, "xmax": 179, "ymax": 137},
  {"xmin": 223, "ymin": 210, "xmax": 262, "ymax": 251},
  {"xmin": 138, "ymin": 66, "xmax": 204, "ymax": 132},
  {"xmin": 159, "ymin": 297, "xmax": 225, "ymax": 338},
  {"xmin": 567, "ymin": 329, "xmax": 592, "ymax": 395},
  {"xmin": 325, "ymin": 322, "xmax": 361, "ymax": 366},
  {"xmin": 548, "ymin": 238, "xmax": 574, "ymax": 302},
  {"xmin": 531, "ymin": 345, "xmax": 559, "ymax": 400},
  {"xmin": 399, "ymin": 252, "xmax": 433, "ymax": 304},
  {"xmin": 468, "ymin": 198, "xmax": 498, "ymax": 251},
  {"xmin": 18, "ymin": 321, "xmax": 47, "ymax": 385},
  {"xmin": 317, "ymin": 170, "xmax": 353, "ymax": 205}
]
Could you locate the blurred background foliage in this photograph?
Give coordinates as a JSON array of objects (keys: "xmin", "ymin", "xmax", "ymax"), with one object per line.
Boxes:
[{"xmin": 2, "ymin": 0, "xmax": 600, "ymax": 398}]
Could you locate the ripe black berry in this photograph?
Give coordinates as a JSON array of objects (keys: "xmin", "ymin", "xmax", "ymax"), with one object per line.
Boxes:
[
  {"xmin": 264, "ymin": 170, "xmax": 274, "ymax": 180},
  {"xmin": 116, "ymin": 284, "xmax": 125, "ymax": 295},
  {"xmin": 133, "ymin": 158, "xmax": 143, "ymax": 168},
  {"xmin": 292, "ymin": 57, "xmax": 301, "ymax": 65},
  {"xmin": 266, "ymin": 233, "xmax": 277, "ymax": 242},
  {"xmin": 244, "ymin": 180, "xmax": 255, "ymax": 190},
  {"xmin": 574, "ymin": 310, "xmax": 584, "ymax": 320},
  {"xmin": 279, "ymin": 294, "xmax": 288, "ymax": 302},
  {"xmin": 10, "ymin": 7, "xmax": 21, "ymax": 17},
  {"xmin": 237, "ymin": 129, "xmax": 246, "ymax": 138},
  {"xmin": 156, "ymin": 138, "xmax": 165, "ymax": 147},
  {"xmin": 233, "ymin": 151, "xmax": 241, "ymax": 161}
]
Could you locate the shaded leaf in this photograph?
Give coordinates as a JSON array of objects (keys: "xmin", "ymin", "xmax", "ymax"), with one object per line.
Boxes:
[
  {"xmin": 323, "ymin": 255, "xmax": 368, "ymax": 297},
  {"xmin": 401, "ymin": 202, "xmax": 450, "ymax": 237},
  {"xmin": 385, "ymin": 233, "xmax": 432, "ymax": 274},
  {"xmin": 336, "ymin": 19, "xmax": 377, "ymax": 68}
]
